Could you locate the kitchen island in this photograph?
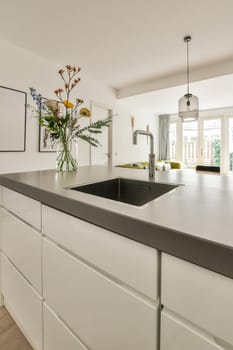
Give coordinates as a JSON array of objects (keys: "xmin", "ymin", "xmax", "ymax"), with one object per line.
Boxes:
[{"xmin": 0, "ymin": 166, "xmax": 233, "ymax": 350}]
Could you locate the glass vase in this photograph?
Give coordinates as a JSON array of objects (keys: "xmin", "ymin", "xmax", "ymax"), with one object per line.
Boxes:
[{"xmin": 56, "ymin": 138, "xmax": 78, "ymax": 172}]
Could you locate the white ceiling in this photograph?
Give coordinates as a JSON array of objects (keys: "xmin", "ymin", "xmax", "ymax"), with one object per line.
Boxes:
[
  {"xmin": 121, "ymin": 74, "xmax": 233, "ymax": 114},
  {"xmin": 1, "ymin": 0, "xmax": 233, "ymax": 94}
]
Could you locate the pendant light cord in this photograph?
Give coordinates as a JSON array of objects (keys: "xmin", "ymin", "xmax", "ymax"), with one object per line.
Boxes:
[
  {"xmin": 179, "ymin": 35, "xmax": 199, "ymax": 120},
  {"xmin": 187, "ymin": 38, "xmax": 189, "ymax": 95}
]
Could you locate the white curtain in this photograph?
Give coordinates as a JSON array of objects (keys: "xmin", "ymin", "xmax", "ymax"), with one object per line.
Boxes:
[{"xmin": 158, "ymin": 114, "xmax": 170, "ymax": 160}]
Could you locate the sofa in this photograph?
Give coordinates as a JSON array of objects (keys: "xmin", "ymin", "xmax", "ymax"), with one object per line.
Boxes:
[{"xmin": 116, "ymin": 160, "xmax": 185, "ymax": 171}]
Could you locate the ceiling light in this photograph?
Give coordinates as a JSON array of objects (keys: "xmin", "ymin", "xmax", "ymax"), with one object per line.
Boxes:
[{"xmin": 178, "ymin": 35, "xmax": 199, "ymax": 122}]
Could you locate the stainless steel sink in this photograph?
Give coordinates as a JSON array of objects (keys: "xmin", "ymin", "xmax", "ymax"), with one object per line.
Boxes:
[{"xmin": 71, "ymin": 178, "xmax": 178, "ymax": 206}]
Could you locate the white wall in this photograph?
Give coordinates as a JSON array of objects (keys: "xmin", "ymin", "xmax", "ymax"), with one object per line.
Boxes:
[
  {"xmin": 114, "ymin": 102, "xmax": 157, "ymax": 164},
  {"xmin": 0, "ymin": 40, "xmax": 117, "ymax": 174}
]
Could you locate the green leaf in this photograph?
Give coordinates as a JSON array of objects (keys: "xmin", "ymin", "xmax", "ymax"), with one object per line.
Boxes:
[{"xmin": 44, "ymin": 115, "xmax": 53, "ymax": 122}]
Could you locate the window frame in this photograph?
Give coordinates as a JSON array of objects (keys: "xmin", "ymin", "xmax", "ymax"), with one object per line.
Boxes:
[{"xmin": 168, "ymin": 109, "xmax": 233, "ymax": 174}]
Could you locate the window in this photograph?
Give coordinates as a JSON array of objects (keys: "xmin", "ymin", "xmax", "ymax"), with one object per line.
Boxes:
[
  {"xmin": 202, "ymin": 119, "xmax": 221, "ymax": 167},
  {"xmin": 168, "ymin": 114, "xmax": 231, "ymax": 172},
  {"xmin": 229, "ymin": 118, "xmax": 233, "ymax": 171},
  {"xmin": 182, "ymin": 121, "xmax": 198, "ymax": 168}
]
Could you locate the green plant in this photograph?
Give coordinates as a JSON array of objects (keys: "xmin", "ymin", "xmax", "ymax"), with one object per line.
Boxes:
[{"xmin": 213, "ymin": 139, "xmax": 221, "ymax": 166}]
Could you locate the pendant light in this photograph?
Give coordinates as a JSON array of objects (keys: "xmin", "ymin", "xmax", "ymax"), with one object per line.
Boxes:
[{"xmin": 178, "ymin": 35, "xmax": 199, "ymax": 122}]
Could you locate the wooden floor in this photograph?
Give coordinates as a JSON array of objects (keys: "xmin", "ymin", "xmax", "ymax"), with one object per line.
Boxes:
[{"xmin": 0, "ymin": 306, "xmax": 33, "ymax": 350}]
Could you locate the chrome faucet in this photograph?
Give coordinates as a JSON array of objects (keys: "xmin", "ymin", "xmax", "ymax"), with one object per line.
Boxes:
[{"xmin": 133, "ymin": 129, "xmax": 155, "ymax": 179}]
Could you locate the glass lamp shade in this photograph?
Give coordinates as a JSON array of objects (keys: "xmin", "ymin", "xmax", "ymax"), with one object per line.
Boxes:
[{"xmin": 178, "ymin": 93, "xmax": 199, "ymax": 122}]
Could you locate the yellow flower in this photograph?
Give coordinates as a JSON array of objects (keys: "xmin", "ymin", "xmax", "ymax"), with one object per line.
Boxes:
[
  {"xmin": 80, "ymin": 107, "xmax": 91, "ymax": 117},
  {"xmin": 63, "ymin": 100, "xmax": 74, "ymax": 108}
]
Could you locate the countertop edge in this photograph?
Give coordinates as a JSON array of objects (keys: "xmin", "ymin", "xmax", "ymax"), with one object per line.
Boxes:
[{"xmin": 1, "ymin": 175, "xmax": 233, "ymax": 280}]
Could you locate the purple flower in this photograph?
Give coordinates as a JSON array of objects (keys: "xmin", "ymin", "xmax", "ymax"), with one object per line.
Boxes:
[{"xmin": 29, "ymin": 87, "xmax": 47, "ymax": 112}]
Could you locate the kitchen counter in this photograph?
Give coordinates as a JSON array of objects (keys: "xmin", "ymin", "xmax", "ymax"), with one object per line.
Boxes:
[{"xmin": 0, "ymin": 166, "xmax": 233, "ymax": 279}]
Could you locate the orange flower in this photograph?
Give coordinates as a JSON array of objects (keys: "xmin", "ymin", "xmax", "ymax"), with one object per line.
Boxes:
[
  {"xmin": 54, "ymin": 88, "xmax": 63, "ymax": 95},
  {"xmin": 76, "ymin": 98, "xmax": 84, "ymax": 105},
  {"xmin": 63, "ymin": 100, "xmax": 74, "ymax": 108}
]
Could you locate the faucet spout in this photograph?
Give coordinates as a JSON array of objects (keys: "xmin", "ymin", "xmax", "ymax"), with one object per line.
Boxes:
[{"xmin": 133, "ymin": 129, "xmax": 155, "ymax": 179}]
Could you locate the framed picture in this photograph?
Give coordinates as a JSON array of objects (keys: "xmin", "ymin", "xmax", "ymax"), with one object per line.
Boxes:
[
  {"xmin": 39, "ymin": 97, "xmax": 58, "ymax": 152},
  {"xmin": 0, "ymin": 86, "xmax": 27, "ymax": 152}
]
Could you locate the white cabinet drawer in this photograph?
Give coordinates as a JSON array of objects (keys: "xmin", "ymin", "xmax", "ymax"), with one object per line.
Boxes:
[
  {"xmin": 44, "ymin": 303, "xmax": 87, "ymax": 350},
  {"xmin": 1, "ymin": 253, "xmax": 42, "ymax": 350},
  {"xmin": 1, "ymin": 209, "xmax": 42, "ymax": 292},
  {"xmin": 42, "ymin": 205, "xmax": 159, "ymax": 300},
  {"xmin": 161, "ymin": 310, "xmax": 224, "ymax": 350},
  {"xmin": 0, "ymin": 207, "xmax": 4, "ymax": 249},
  {"xmin": 2, "ymin": 186, "xmax": 41, "ymax": 230},
  {"xmin": 162, "ymin": 253, "xmax": 233, "ymax": 346},
  {"xmin": 43, "ymin": 238, "xmax": 158, "ymax": 350}
]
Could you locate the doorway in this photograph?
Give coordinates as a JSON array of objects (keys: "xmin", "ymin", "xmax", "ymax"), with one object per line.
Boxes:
[
  {"xmin": 90, "ymin": 101, "xmax": 113, "ymax": 166},
  {"xmin": 182, "ymin": 118, "xmax": 222, "ymax": 168}
]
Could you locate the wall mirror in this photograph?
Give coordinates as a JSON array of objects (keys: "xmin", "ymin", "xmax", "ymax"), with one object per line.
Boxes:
[{"xmin": 0, "ymin": 86, "xmax": 27, "ymax": 152}]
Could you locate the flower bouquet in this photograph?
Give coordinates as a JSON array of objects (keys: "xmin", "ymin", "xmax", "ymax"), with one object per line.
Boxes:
[{"xmin": 29, "ymin": 65, "xmax": 112, "ymax": 171}]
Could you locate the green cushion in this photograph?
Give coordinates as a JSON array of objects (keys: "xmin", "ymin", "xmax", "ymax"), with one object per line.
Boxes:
[
  {"xmin": 116, "ymin": 162, "xmax": 148, "ymax": 169},
  {"xmin": 116, "ymin": 160, "xmax": 183, "ymax": 170},
  {"xmin": 166, "ymin": 161, "xmax": 182, "ymax": 169}
]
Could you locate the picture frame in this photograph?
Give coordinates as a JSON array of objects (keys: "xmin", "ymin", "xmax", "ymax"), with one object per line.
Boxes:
[
  {"xmin": 0, "ymin": 85, "xmax": 27, "ymax": 152},
  {"xmin": 39, "ymin": 97, "xmax": 59, "ymax": 153}
]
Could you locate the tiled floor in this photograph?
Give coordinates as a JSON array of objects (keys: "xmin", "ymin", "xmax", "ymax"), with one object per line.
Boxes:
[{"xmin": 0, "ymin": 306, "xmax": 33, "ymax": 350}]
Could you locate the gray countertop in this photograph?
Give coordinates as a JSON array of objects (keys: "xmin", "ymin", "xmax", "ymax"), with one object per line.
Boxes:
[{"xmin": 0, "ymin": 166, "xmax": 233, "ymax": 279}]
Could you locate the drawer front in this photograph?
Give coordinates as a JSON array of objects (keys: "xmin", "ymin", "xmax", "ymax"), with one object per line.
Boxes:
[
  {"xmin": 44, "ymin": 303, "xmax": 87, "ymax": 350},
  {"xmin": 2, "ymin": 186, "xmax": 41, "ymax": 230},
  {"xmin": 43, "ymin": 238, "xmax": 158, "ymax": 350},
  {"xmin": 162, "ymin": 253, "xmax": 233, "ymax": 345},
  {"xmin": 161, "ymin": 310, "xmax": 223, "ymax": 350},
  {"xmin": 42, "ymin": 205, "xmax": 159, "ymax": 300},
  {"xmin": 1, "ymin": 253, "xmax": 42, "ymax": 350},
  {"xmin": 1, "ymin": 209, "xmax": 42, "ymax": 292}
]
